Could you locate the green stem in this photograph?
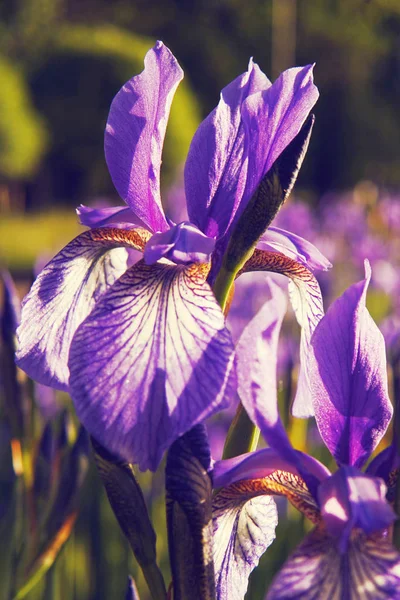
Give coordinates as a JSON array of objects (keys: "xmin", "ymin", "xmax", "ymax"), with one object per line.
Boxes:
[
  {"xmin": 222, "ymin": 404, "xmax": 260, "ymax": 459},
  {"xmin": 213, "ymin": 259, "xmax": 260, "ymax": 460},
  {"xmin": 212, "ymin": 266, "xmax": 236, "ymax": 313},
  {"xmin": 142, "ymin": 562, "xmax": 168, "ymax": 600}
]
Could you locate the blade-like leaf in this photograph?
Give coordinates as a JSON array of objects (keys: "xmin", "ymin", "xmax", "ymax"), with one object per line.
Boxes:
[
  {"xmin": 166, "ymin": 425, "xmax": 215, "ymax": 600},
  {"xmin": 92, "ymin": 438, "xmax": 167, "ymax": 600}
]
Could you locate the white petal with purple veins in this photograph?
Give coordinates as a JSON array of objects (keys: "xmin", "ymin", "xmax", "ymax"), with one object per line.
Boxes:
[
  {"xmin": 16, "ymin": 231, "xmax": 129, "ymax": 390},
  {"xmin": 267, "ymin": 527, "xmax": 400, "ymax": 599},
  {"xmin": 69, "ymin": 261, "xmax": 236, "ymax": 471},
  {"xmin": 213, "ymin": 484, "xmax": 278, "ymax": 600}
]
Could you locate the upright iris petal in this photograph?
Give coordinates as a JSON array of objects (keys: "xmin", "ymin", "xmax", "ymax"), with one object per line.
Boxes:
[
  {"xmin": 309, "ymin": 260, "xmax": 393, "ymax": 468},
  {"xmin": 104, "ymin": 41, "xmax": 181, "ymax": 234},
  {"xmin": 184, "ymin": 60, "xmax": 319, "ymax": 242}
]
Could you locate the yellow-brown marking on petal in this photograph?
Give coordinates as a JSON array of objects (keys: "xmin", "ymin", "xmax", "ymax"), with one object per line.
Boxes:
[
  {"xmin": 217, "ymin": 472, "xmax": 321, "ymax": 525},
  {"xmin": 89, "ymin": 227, "xmax": 152, "ymax": 251},
  {"xmin": 185, "ymin": 261, "xmax": 211, "ymax": 283},
  {"xmin": 239, "ymin": 248, "xmax": 317, "ymax": 284}
]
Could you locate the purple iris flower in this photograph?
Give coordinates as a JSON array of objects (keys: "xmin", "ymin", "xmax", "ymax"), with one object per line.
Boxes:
[
  {"xmin": 213, "ymin": 265, "xmax": 400, "ymax": 599},
  {"xmin": 16, "ymin": 41, "xmax": 321, "ymax": 471}
]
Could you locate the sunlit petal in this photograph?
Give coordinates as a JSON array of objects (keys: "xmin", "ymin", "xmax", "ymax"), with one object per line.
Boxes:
[
  {"xmin": 259, "ymin": 226, "xmax": 332, "ymax": 271},
  {"xmin": 213, "ymin": 481, "xmax": 278, "ymax": 600},
  {"xmin": 15, "ymin": 228, "xmax": 151, "ymax": 389},
  {"xmin": 267, "ymin": 527, "xmax": 400, "ymax": 599},
  {"xmin": 241, "ymin": 65, "xmax": 319, "ymax": 205},
  {"xmin": 310, "ymin": 260, "xmax": 393, "ymax": 468},
  {"xmin": 77, "ymin": 204, "xmax": 148, "ymax": 229},
  {"xmin": 318, "ymin": 467, "xmax": 396, "ymax": 553},
  {"xmin": 144, "ymin": 221, "xmax": 215, "ymax": 265},
  {"xmin": 69, "ymin": 261, "xmax": 236, "ymax": 471},
  {"xmin": 240, "ymin": 249, "xmax": 325, "ymax": 417},
  {"xmin": 213, "ymin": 448, "xmax": 329, "ymax": 502},
  {"xmin": 185, "ymin": 60, "xmax": 270, "ymax": 239},
  {"xmin": 105, "ymin": 42, "xmax": 182, "ymax": 233}
]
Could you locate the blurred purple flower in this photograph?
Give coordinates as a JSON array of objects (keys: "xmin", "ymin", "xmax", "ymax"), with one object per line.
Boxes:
[
  {"xmin": 17, "ymin": 42, "xmax": 320, "ymax": 471},
  {"xmin": 213, "ymin": 266, "xmax": 400, "ymax": 599},
  {"xmin": 379, "ymin": 196, "xmax": 400, "ymax": 232}
]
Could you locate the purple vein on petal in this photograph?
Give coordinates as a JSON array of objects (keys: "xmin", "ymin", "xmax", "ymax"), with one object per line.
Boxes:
[
  {"xmin": 213, "ymin": 483, "xmax": 278, "ymax": 600},
  {"xmin": 309, "ymin": 260, "xmax": 393, "ymax": 469},
  {"xmin": 266, "ymin": 527, "xmax": 400, "ymax": 600},
  {"xmin": 16, "ymin": 230, "xmax": 132, "ymax": 390},
  {"xmin": 68, "ymin": 260, "xmax": 236, "ymax": 471},
  {"xmin": 105, "ymin": 41, "xmax": 183, "ymax": 233}
]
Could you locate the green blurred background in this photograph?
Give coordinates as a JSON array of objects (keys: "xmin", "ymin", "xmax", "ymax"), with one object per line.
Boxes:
[
  {"xmin": 1, "ymin": 0, "xmax": 400, "ymax": 270},
  {"xmin": 1, "ymin": 1, "xmax": 400, "ymax": 599}
]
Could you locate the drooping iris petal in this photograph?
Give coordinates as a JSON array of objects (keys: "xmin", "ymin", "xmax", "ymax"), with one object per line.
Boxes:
[
  {"xmin": 235, "ymin": 278, "xmax": 323, "ymax": 496},
  {"xmin": 69, "ymin": 260, "xmax": 236, "ymax": 471},
  {"xmin": 309, "ymin": 260, "xmax": 393, "ymax": 469},
  {"xmin": 267, "ymin": 527, "xmax": 400, "ymax": 600},
  {"xmin": 185, "ymin": 60, "xmax": 271, "ymax": 239},
  {"xmin": 241, "ymin": 65, "xmax": 319, "ymax": 206},
  {"xmin": 213, "ymin": 481, "xmax": 278, "ymax": 600},
  {"xmin": 144, "ymin": 221, "xmax": 215, "ymax": 265},
  {"xmin": 16, "ymin": 228, "xmax": 151, "ymax": 390},
  {"xmin": 259, "ymin": 226, "xmax": 332, "ymax": 272},
  {"xmin": 213, "ymin": 448, "xmax": 330, "ymax": 492},
  {"xmin": 235, "ymin": 280, "xmax": 291, "ymax": 451},
  {"xmin": 77, "ymin": 204, "xmax": 148, "ymax": 229},
  {"xmin": 318, "ymin": 467, "xmax": 396, "ymax": 554},
  {"xmin": 105, "ymin": 41, "xmax": 182, "ymax": 233},
  {"xmin": 240, "ymin": 248, "xmax": 325, "ymax": 417}
]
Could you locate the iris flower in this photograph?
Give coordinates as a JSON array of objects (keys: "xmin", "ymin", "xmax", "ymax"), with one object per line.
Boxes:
[
  {"xmin": 213, "ymin": 264, "xmax": 400, "ymax": 599},
  {"xmin": 17, "ymin": 42, "xmax": 323, "ymax": 471}
]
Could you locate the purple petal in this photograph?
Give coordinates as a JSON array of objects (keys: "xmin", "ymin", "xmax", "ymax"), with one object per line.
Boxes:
[
  {"xmin": 318, "ymin": 467, "xmax": 396, "ymax": 554},
  {"xmin": 267, "ymin": 527, "xmax": 400, "ymax": 599},
  {"xmin": 213, "ymin": 448, "xmax": 330, "ymax": 490},
  {"xmin": 235, "ymin": 279, "xmax": 325, "ymax": 495},
  {"xmin": 236, "ymin": 280, "xmax": 293, "ymax": 452},
  {"xmin": 68, "ymin": 260, "xmax": 236, "ymax": 471},
  {"xmin": 240, "ymin": 249, "xmax": 325, "ymax": 417},
  {"xmin": 77, "ymin": 205, "xmax": 148, "ymax": 229},
  {"xmin": 105, "ymin": 42, "xmax": 182, "ymax": 233},
  {"xmin": 213, "ymin": 483, "xmax": 278, "ymax": 600},
  {"xmin": 185, "ymin": 60, "xmax": 271, "ymax": 239},
  {"xmin": 16, "ymin": 230, "xmax": 131, "ymax": 390},
  {"xmin": 367, "ymin": 445, "xmax": 400, "ymax": 495},
  {"xmin": 241, "ymin": 65, "xmax": 319, "ymax": 205},
  {"xmin": 258, "ymin": 226, "xmax": 332, "ymax": 271},
  {"xmin": 144, "ymin": 221, "xmax": 215, "ymax": 265},
  {"xmin": 309, "ymin": 261, "xmax": 393, "ymax": 468}
]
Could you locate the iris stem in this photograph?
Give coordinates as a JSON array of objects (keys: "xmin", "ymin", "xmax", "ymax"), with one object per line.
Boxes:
[
  {"xmin": 222, "ymin": 404, "xmax": 260, "ymax": 459},
  {"xmin": 212, "ymin": 266, "xmax": 236, "ymax": 314},
  {"xmin": 213, "ymin": 263, "xmax": 260, "ymax": 459}
]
